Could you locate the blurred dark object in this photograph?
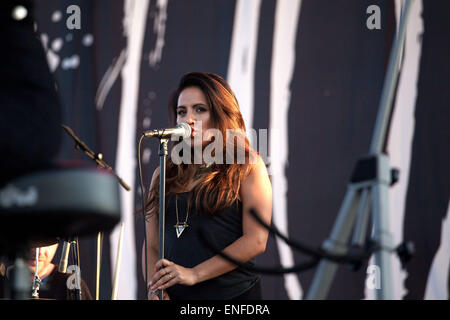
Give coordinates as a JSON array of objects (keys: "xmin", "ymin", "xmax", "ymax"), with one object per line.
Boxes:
[
  {"xmin": 0, "ymin": 0, "xmax": 62, "ymax": 187},
  {"xmin": 0, "ymin": 166, "xmax": 122, "ymax": 252},
  {"xmin": 396, "ymin": 241, "xmax": 415, "ymax": 270}
]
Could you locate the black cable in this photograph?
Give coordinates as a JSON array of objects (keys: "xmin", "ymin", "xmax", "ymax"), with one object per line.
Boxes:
[
  {"xmin": 138, "ymin": 134, "xmax": 148, "ymax": 297},
  {"xmin": 247, "ymin": 209, "xmax": 377, "ymax": 264},
  {"xmin": 198, "ymin": 229, "xmax": 319, "ymax": 275},
  {"xmin": 197, "ymin": 207, "xmax": 377, "ymax": 276}
]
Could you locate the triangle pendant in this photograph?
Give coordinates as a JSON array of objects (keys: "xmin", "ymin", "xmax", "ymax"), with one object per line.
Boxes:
[{"xmin": 175, "ymin": 223, "xmax": 188, "ymax": 238}]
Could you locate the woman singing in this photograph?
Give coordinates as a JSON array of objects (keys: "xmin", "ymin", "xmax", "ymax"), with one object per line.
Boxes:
[{"xmin": 142, "ymin": 72, "xmax": 272, "ymax": 300}]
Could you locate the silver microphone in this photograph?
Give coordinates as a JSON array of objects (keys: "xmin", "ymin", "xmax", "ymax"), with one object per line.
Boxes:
[
  {"xmin": 58, "ymin": 240, "xmax": 71, "ymax": 273},
  {"xmin": 143, "ymin": 122, "xmax": 191, "ymax": 140}
]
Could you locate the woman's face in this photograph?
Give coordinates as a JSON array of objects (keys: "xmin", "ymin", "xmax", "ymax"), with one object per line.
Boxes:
[
  {"xmin": 28, "ymin": 243, "xmax": 58, "ymax": 275},
  {"xmin": 176, "ymin": 86, "xmax": 212, "ymax": 146}
]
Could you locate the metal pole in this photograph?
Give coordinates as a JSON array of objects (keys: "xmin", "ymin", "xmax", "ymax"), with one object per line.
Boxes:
[
  {"xmin": 31, "ymin": 248, "xmax": 41, "ymax": 299},
  {"xmin": 367, "ymin": 0, "xmax": 415, "ymax": 299},
  {"xmin": 370, "ymin": 0, "xmax": 414, "ymax": 154},
  {"xmin": 158, "ymin": 138, "xmax": 169, "ymax": 300},
  {"xmin": 371, "ymin": 154, "xmax": 394, "ymax": 299},
  {"xmin": 112, "ymin": 222, "xmax": 124, "ymax": 300},
  {"xmin": 96, "ymin": 231, "xmax": 102, "ymax": 300},
  {"xmin": 306, "ymin": 186, "xmax": 362, "ymax": 299}
]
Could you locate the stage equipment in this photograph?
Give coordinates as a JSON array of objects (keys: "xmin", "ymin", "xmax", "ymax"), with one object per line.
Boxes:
[
  {"xmin": 62, "ymin": 124, "xmax": 130, "ymax": 300},
  {"xmin": 0, "ymin": 166, "xmax": 121, "ymax": 299},
  {"xmin": 305, "ymin": 0, "xmax": 415, "ymax": 300}
]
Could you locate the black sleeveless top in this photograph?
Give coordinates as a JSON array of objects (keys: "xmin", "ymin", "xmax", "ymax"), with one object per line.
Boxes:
[{"xmin": 163, "ymin": 192, "xmax": 259, "ymax": 300}]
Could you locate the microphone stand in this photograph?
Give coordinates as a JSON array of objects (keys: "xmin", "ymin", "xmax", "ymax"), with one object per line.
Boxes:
[
  {"xmin": 69, "ymin": 237, "xmax": 81, "ymax": 300},
  {"xmin": 62, "ymin": 125, "xmax": 131, "ymax": 191},
  {"xmin": 61, "ymin": 124, "xmax": 131, "ymax": 300},
  {"xmin": 158, "ymin": 138, "xmax": 169, "ymax": 300},
  {"xmin": 31, "ymin": 248, "xmax": 41, "ymax": 299},
  {"xmin": 141, "ymin": 125, "xmax": 190, "ymax": 300}
]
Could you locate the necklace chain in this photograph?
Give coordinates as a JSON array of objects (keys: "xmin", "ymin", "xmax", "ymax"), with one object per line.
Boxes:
[
  {"xmin": 175, "ymin": 194, "xmax": 189, "ymax": 238},
  {"xmin": 175, "ymin": 194, "xmax": 189, "ymax": 223}
]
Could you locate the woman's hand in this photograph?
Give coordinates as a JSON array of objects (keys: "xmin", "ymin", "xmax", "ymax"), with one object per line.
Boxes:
[{"xmin": 148, "ymin": 259, "xmax": 198, "ymax": 292}]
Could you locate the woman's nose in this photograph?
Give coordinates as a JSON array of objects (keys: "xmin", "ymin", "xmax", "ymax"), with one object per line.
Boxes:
[{"xmin": 186, "ymin": 111, "xmax": 195, "ymax": 124}]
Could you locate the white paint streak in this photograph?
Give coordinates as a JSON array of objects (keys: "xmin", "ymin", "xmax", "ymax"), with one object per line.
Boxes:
[
  {"xmin": 227, "ymin": 0, "xmax": 262, "ymax": 146},
  {"xmin": 110, "ymin": 0, "xmax": 150, "ymax": 300},
  {"xmin": 269, "ymin": 0, "xmax": 303, "ymax": 300},
  {"xmin": 95, "ymin": 50, "xmax": 127, "ymax": 110},
  {"xmin": 425, "ymin": 201, "xmax": 450, "ymax": 299},
  {"xmin": 148, "ymin": 0, "xmax": 168, "ymax": 68}
]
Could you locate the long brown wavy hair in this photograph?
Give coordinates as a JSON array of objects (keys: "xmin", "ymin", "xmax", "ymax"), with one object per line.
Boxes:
[{"xmin": 145, "ymin": 72, "xmax": 255, "ymax": 219}]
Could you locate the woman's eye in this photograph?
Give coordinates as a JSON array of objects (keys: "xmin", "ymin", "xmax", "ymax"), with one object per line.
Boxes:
[
  {"xmin": 196, "ymin": 107, "xmax": 207, "ymax": 113},
  {"xmin": 177, "ymin": 110, "xmax": 186, "ymax": 116}
]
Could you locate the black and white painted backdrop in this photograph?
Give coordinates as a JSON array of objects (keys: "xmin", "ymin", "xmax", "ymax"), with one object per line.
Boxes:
[{"xmin": 32, "ymin": 0, "xmax": 449, "ymax": 300}]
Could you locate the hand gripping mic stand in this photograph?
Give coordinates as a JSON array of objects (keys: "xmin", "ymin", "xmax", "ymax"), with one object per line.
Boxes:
[
  {"xmin": 305, "ymin": 0, "xmax": 415, "ymax": 300},
  {"xmin": 62, "ymin": 125, "xmax": 130, "ymax": 300}
]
